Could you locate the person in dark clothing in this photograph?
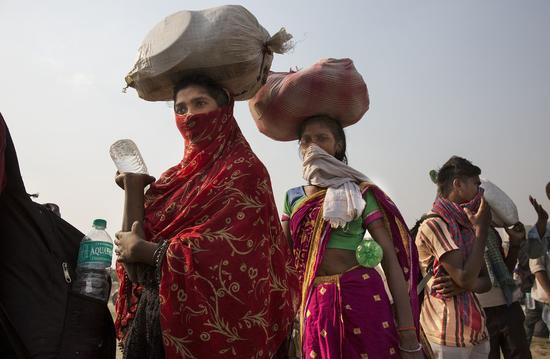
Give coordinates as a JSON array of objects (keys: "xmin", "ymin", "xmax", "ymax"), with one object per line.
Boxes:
[
  {"xmin": 517, "ymin": 228, "xmax": 550, "ymax": 341},
  {"xmin": 525, "ymin": 191, "xmax": 550, "ymax": 346},
  {"xmin": 0, "ymin": 113, "xmax": 115, "ymax": 358},
  {"xmin": 476, "ymin": 223, "xmax": 532, "ymax": 359},
  {"xmin": 42, "ymin": 202, "xmax": 61, "ymax": 217}
]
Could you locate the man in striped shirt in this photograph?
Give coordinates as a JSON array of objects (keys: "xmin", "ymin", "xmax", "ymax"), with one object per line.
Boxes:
[{"xmin": 416, "ymin": 156, "xmax": 492, "ymax": 358}]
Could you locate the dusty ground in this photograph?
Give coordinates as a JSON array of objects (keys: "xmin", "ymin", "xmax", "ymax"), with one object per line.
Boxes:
[
  {"xmin": 532, "ymin": 337, "xmax": 550, "ymax": 358},
  {"xmin": 109, "ymin": 302, "xmax": 550, "ymax": 358}
]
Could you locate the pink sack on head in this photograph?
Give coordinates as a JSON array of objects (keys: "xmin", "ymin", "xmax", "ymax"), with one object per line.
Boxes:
[{"xmin": 249, "ymin": 58, "xmax": 369, "ymax": 141}]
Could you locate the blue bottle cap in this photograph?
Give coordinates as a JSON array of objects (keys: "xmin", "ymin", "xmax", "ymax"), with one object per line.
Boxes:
[{"xmin": 92, "ymin": 219, "xmax": 107, "ymax": 229}]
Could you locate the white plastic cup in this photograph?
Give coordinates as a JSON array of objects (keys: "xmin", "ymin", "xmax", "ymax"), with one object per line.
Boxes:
[{"xmin": 109, "ymin": 139, "xmax": 148, "ymax": 175}]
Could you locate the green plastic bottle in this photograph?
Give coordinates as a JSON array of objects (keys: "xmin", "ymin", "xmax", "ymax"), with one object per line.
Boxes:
[{"xmin": 356, "ymin": 238, "xmax": 383, "ymax": 268}]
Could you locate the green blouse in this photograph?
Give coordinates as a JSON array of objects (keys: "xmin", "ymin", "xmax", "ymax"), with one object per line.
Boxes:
[{"xmin": 282, "ymin": 186, "xmax": 383, "ymax": 251}]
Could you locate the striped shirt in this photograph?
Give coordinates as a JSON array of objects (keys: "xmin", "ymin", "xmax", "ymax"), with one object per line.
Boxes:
[{"xmin": 415, "ymin": 216, "xmax": 488, "ymax": 347}]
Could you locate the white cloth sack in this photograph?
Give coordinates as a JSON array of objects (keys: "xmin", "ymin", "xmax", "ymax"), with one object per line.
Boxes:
[
  {"xmin": 125, "ymin": 5, "xmax": 292, "ymax": 101},
  {"xmin": 480, "ymin": 178, "xmax": 519, "ymax": 227},
  {"xmin": 302, "ymin": 144, "xmax": 371, "ymax": 228}
]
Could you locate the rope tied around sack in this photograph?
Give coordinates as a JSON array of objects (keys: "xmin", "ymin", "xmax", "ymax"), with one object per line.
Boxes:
[{"xmin": 256, "ymin": 28, "xmax": 294, "ymax": 83}]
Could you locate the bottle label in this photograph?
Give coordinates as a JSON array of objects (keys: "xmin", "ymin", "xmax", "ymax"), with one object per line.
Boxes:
[{"xmin": 77, "ymin": 241, "xmax": 113, "ymax": 266}]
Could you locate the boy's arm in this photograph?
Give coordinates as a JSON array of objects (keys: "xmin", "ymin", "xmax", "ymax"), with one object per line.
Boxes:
[
  {"xmin": 527, "ymin": 196, "xmax": 549, "ymax": 258},
  {"xmin": 473, "ymin": 262, "xmax": 492, "ymax": 294},
  {"xmin": 530, "ymin": 254, "xmax": 550, "ymax": 297},
  {"xmin": 504, "ymin": 222, "xmax": 526, "ymax": 272},
  {"xmin": 439, "ymin": 197, "xmax": 491, "ymax": 291},
  {"xmin": 535, "ymin": 271, "xmax": 550, "ymax": 299},
  {"xmin": 439, "ymin": 224, "xmax": 488, "ymax": 291}
]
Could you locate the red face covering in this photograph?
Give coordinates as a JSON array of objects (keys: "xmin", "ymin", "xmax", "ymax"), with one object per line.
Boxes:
[{"xmin": 115, "ymin": 103, "xmax": 297, "ymax": 358}]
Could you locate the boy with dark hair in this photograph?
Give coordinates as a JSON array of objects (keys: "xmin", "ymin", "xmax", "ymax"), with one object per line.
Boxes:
[{"xmin": 416, "ymin": 156, "xmax": 492, "ymax": 358}]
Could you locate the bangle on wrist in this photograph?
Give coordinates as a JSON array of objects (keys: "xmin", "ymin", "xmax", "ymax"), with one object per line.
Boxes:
[
  {"xmin": 399, "ymin": 342, "xmax": 423, "ymax": 353},
  {"xmin": 153, "ymin": 239, "xmax": 170, "ymax": 284}
]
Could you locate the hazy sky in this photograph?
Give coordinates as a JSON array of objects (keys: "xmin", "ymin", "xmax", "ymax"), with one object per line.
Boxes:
[{"xmin": 1, "ymin": 0, "xmax": 549, "ymax": 235}]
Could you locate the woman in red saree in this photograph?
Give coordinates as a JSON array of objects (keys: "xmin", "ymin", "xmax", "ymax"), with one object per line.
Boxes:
[
  {"xmin": 113, "ymin": 75, "xmax": 297, "ymax": 359},
  {"xmin": 281, "ymin": 115, "xmax": 426, "ymax": 358}
]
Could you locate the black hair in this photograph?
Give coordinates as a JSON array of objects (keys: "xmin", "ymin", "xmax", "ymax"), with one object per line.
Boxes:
[
  {"xmin": 172, "ymin": 74, "xmax": 229, "ymax": 107},
  {"xmin": 297, "ymin": 115, "xmax": 348, "ymax": 164},
  {"xmin": 436, "ymin": 156, "xmax": 481, "ymax": 196}
]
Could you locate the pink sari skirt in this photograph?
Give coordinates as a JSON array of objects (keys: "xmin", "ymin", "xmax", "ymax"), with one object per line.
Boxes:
[{"xmin": 303, "ymin": 266, "xmax": 401, "ymax": 359}]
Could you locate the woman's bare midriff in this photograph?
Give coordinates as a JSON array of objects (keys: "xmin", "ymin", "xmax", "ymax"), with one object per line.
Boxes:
[
  {"xmin": 303, "ymin": 185, "xmax": 361, "ymax": 276},
  {"xmin": 317, "ymin": 248, "xmax": 359, "ymax": 276}
]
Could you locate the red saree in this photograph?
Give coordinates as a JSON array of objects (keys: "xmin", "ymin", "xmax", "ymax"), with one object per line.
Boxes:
[{"xmin": 115, "ymin": 103, "xmax": 297, "ymax": 358}]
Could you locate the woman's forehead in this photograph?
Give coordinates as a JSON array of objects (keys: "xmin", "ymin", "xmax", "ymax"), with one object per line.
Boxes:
[
  {"xmin": 302, "ymin": 122, "xmax": 332, "ymax": 134},
  {"xmin": 175, "ymin": 85, "xmax": 213, "ymax": 103}
]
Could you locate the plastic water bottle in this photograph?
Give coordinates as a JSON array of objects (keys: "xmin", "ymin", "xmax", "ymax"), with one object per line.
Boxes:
[
  {"xmin": 109, "ymin": 139, "xmax": 148, "ymax": 174},
  {"xmin": 356, "ymin": 237, "xmax": 383, "ymax": 268},
  {"xmin": 72, "ymin": 219, "xmax": 113, "ymax": 302}
]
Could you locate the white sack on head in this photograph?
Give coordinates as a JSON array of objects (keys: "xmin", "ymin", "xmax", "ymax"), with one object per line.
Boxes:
[
  {"xmin": 125, "ymin": 5, "xmax": 292, "ymax": 101},
  {"xmin": 480, "ymin": 178, "xmax": 519, "ymax": 227}
]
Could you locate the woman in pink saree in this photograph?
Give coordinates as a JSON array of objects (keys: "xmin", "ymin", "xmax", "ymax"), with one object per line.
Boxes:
[{"xmin": 281, "ymin": 115, "xmax": 427, "ymax": 358}]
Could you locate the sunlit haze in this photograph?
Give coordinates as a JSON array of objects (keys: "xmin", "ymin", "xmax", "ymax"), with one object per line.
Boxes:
[{"xmin": 1, "ymin": 0, "xmax": 548, "ymax": 235}]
